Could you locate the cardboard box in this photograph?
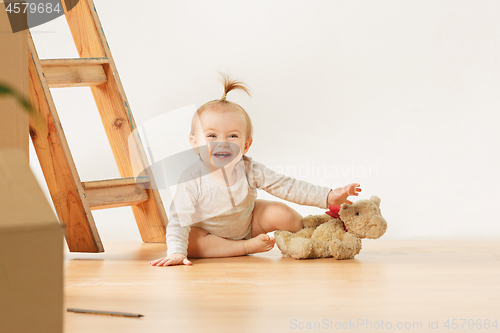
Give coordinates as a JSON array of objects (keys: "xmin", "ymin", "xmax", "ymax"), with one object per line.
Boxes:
[
  {"xmin": 0, "ymin": 148, "xmax": 63, "ymax": 333},
  {"xmin": 0, "ymin": 4, "xmax": 29, "ymax": 155}
]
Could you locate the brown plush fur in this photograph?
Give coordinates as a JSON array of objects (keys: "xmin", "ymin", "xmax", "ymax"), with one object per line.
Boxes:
[{"xmin": 274, "ymin": 196, "xmax": 387, "ymax": 260}]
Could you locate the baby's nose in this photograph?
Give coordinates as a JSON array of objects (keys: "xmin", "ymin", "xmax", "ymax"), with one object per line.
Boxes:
[{"xmin": 217, "ymin": 140, "xmax": 230, "ymax": 147}]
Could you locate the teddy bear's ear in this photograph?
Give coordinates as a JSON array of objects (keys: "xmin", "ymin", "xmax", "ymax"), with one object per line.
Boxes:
[
  {"xmin": 370, "ymin": 196, "xmax": 381, "ymax": 207},
  {"xmin": 341, "ymin": 203, "xmax": 350, "ymax": 210}
]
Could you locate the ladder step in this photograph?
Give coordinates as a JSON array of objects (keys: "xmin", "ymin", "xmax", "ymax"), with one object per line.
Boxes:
[
  {"xmin": 40, "ymin": 58, "xmax": 109, "ymax": 88},
  {"xmin": 82, "ymin": 176, "xmax": 150, "ymax": 210}
]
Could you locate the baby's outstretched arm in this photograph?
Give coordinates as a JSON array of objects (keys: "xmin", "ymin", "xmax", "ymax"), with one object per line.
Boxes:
[
  {"xmin": 327, "ymin": 183, "xmax": 362, "ymax": 206},
  {"xmin": 150, "ymin": 253, "xmax": 192, "ymax": 267}
]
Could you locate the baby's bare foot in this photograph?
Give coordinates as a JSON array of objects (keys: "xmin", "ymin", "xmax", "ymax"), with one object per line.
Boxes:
[{"xmin": 244, "ymin": 234, "xmax": 275, "ymax": 254}]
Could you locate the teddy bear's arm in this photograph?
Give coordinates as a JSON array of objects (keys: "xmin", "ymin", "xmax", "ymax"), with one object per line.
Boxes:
[{"xmin": 329, "ymin": 232, "xmax": 362, "ymax": 260}]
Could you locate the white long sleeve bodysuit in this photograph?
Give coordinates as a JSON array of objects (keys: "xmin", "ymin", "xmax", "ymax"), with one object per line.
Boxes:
[{"xmin": 166, "ymin": 155, "xmax": 332, "ymax": 256}]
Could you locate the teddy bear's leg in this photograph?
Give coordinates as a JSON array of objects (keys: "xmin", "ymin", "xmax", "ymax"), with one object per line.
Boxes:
[
  {"xmin": 287, "ymin": 238, "xmax": 313, "ymax": 259},
  {"xmin": 329, "ymin": 239, "xmax": 345, "ymax": 259},
  {"xmin": 342, "ymin": 232, "xmax": 362, "ymax": 258},
  {"xmin": 274, "ymin": 230, "xmax": 292, "ymax": 254},
  {"xmin": 329, "ymin": 233, "xmax": 362, "ymax": 260},
  {"xmin": 275, "ymin": 227, "xmax": 316, "ymax": 256},
  {"xmin": 309, "ymin": 239, "xmax": 331, "ymax": 258}
]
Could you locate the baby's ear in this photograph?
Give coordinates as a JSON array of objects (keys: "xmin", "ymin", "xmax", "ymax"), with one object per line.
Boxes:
[
  {"xmin": 189, "ymin": 135, "xmax": 200, "ymax": 154},
  {"xmin": 243, "ymin": 137, "xmax": 253, "ymax": 154},
  {"xmin": 370, "ymin": 196, "xmax": 381, "ymax": 207}
]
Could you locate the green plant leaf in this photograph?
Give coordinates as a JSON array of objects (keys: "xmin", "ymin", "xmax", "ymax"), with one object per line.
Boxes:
[{"xmin": 0, "ymin": 82, "xmax": 34, "ymax": 113}]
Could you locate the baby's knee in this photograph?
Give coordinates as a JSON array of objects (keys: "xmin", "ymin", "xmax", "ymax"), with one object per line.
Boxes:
[{"xmin": 273, "ymin": 202, "xmax": 303, "ymax": 232}]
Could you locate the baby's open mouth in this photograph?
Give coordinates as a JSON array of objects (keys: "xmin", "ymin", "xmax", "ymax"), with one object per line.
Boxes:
[{"xmin": 213, "ymin": 152, "xmax": 232, "ymax": 159}]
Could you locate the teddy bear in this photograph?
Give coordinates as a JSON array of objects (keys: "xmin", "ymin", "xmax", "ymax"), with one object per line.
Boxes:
[{"xmin": 274, "ymin": 196, "xmax": 387, "ymax": 260}]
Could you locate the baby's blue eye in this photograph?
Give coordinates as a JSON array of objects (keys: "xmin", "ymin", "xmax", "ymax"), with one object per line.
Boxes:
[
  {"xmin": 229, "ymin": 134, "xmax": 238, "ymax": 138},
  {"xmin": 207, "ymin": 134, "xmax": 216, "ymax": 138}
]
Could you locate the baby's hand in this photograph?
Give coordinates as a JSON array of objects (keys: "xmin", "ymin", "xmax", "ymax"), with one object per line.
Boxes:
[
  {"xmin": 149, "ymin": 253, "xmax": 192, "ymax": 267},
  {"xmin": 327, "ymin": 183, "xmax": 361, "ymax": 206}
]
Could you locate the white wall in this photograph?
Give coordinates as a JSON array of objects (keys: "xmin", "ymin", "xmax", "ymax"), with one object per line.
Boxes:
[{"xmin": 29, "ymin": 0, "xmax": 500, "ymax": 242}]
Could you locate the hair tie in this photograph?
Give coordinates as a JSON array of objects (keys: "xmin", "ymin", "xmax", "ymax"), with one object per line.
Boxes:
[{"xmin": 221, "ymin": 93, "xmax": 227, "ymax": 101}]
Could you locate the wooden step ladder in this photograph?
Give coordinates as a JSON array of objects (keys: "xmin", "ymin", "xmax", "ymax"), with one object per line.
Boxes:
[{"xmin": 27, "ymin": 0, "xmax": 167, "ymax": 252}]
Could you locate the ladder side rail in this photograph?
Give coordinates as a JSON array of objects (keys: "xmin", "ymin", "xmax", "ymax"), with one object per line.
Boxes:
[
  {"xmin": 28, "ymin": 32, "xmax": 104, "ymax": 252},
  {"xmin": 61, "ymin": 0, "xmax": 168, "ymax": 242}
]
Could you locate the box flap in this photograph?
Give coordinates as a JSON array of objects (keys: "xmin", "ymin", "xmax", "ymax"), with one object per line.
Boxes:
[{"xmin": 0, "ymin": 148, "xmax": 59, "ymax": 229}]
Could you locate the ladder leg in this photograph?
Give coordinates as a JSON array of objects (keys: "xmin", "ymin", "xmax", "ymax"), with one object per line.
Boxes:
[
  {"xmin": 28, "ymin": 33, "xmax": 104, "ymax": 253},
  {"xmin": 89, "ymin": 66, "xmax": 167, "ymax": 243}
]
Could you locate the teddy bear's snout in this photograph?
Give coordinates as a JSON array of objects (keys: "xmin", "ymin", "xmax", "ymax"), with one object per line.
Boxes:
[{"xmin": 365, "ymin": 216, "xmax": 387, "ymax": 239}]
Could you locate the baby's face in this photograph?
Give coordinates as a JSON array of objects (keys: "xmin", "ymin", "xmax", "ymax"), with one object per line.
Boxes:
[{"xmin": 190, "ymin": 108, "xmax": 252, "ymax": 172}]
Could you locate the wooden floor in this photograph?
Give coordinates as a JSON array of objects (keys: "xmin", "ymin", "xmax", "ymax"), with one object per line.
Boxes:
[{"xmin": 64, "ymin": 240, "xmax": 500, "ymax": 333}]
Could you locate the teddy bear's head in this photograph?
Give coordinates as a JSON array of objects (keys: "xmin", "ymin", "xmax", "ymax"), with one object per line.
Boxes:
[{"xmin": 339, "ymin": 195, "xmax": 387, "ymax": 239}]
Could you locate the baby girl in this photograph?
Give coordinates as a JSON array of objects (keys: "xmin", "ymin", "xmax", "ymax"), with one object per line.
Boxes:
[{"xmin": 150, "ymin": 75, "xmax": 361, "ymax": 266}]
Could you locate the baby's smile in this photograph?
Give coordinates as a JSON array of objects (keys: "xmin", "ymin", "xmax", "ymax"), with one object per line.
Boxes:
[
  {"xmin": 212, "ymin": 150, "xmax": 233, "ymax": 159},
  {"xmin": 212, "ymin": 151, "xmax": 233, "ymax": 159},
  {"xmin": 207, "ymin": 142, "xmax": 239, "ymax": 168}
]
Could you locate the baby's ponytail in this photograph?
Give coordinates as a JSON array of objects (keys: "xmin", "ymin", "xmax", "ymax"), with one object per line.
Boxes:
[{"xmin": 219, "ymin": 72, "xmax": 251, "ymax": 102}]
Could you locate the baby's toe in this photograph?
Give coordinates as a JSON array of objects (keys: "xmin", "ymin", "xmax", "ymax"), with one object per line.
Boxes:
[{"xmin": 260, "ymin": 234, "xmax": 271, "ymax": 241}]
